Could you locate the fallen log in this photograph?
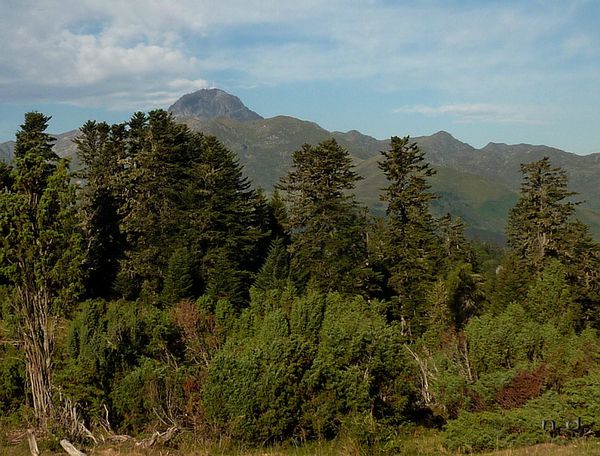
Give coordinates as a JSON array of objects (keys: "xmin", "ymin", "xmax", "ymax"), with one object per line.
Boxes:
[{"xmin": 60, "ymin": 439, "xmax": 86, "ymax": 456}]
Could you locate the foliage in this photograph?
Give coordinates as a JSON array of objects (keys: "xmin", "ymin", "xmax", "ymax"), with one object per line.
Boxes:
[
  {"xmin": 0, "ymin": 343, "xmax": 24, "ymax": 415},
  {"xmin": 59, "ymin": 299, "xmax": 183, "ymax": 429},
  {"xmin": 279, "ymin": 139, "xmax": 374, "ymax": 294},
  {"xmin": 506, "ymin": 157, "xmax": 576, "ymax": 272},
  {"xmin": 375, "ymin": 136, "xmax": 442, "ymax": 333},
  {"xmin": 0, "ymin": 112, "xmax": 84, "ymax": 427},
  {"xmin": 204, "ymin": 291, "xmax": 414, "ymax": 444},
  {"xmin": 75, "ymin": 120, "xmax": 126, "ymax": 298},
  {"xmin": 444, "ymin": 366, "xmax": 600, "ymax": 453},
  {"xmin": 0, "ymin": 112, "xmax": 599, "ymax": 454},
  {"xmin": 77, "ymin": 111, "xmax": 267, "ymax": 305},
  {"xmin": 443, "ymin": 397, "xmax": 556, "ymax": 453}
]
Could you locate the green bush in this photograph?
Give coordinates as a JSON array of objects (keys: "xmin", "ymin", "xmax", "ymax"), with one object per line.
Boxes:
[
  {"xmin": 0, "ymin": 346, "xmax": 24, "ymax": 415},
  {"xmin": 204, "ymin": 291, "xmax": 415, "ymax": 444},
  {"xmin": 444, "ymin": 368, "xmax": 600, "ymax": 452},
  {"xmin": 58, "ymin": 299, "xmax": 184, "ymax": 429},
  {"xmin": 204, "ymin": 305, "xmax": 312, "ymax": 443},
  {"xmin": 111, "ymin": 357, "xmax": 189, "ymax": 432},
  {"xmin": 444, "ymin": 408, "xmax": 549, "ymax": 453}
]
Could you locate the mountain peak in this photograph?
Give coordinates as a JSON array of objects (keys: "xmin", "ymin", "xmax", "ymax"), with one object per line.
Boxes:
[
  {"xmin": 431, "ymin": 130, "xmax": 456, "ymax": 140},
  {"xmin": 168, "ymin": 88, "xmax": 263, "ymax": 122}
]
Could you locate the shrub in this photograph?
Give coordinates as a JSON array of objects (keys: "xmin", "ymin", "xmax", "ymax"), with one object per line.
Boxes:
[
  {"xmin": 444, "ymin": 368, "xmax": 600, "ymax": 452},
  {"xmin": 0, "ymin": 345, "xmax": 24, "ymax": 415},
  {"xmin": 203, "ymin": 291, "xmax": 415, "ymax": 444}
]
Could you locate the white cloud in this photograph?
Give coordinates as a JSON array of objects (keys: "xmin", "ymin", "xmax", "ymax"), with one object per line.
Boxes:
[
  {"xmin": 0, "ymin": 0, "xmax": 598, "ymax": 112},
  {"xmin": 394, "ymin": 103, "xmax": 550, "ymax": 125},
  {"xmin": 0, "ymin": 0, "xmax": 343, "ymax": 108}
]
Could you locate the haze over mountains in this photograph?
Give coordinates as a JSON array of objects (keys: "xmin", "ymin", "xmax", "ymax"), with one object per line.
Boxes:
[{"xmin": 1, "ymin": 88, "xmax": 599, "ymax": 242}]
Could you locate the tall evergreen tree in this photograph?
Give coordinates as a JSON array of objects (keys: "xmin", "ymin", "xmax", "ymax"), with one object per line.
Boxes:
[
  {"xmin": 75, "ymin": 121, "xmax": 126, "ymax": 298},
  {"xmin": 0, "ymin": 113, "xmax": 84, "ymax": 427},
  {"xmin": 437, "ymin": 213, "xmax": 477, "ymax": 272},
  {"xmin": 506, "ymin": 157, "xmax": 576, "ymax": 272},
  {"xmin": 0, "ymin": 162, "xmax": 12, "ymax": 190},
  {"xmin": 253, "ymin": 237, "xmax": 290, "ymax": 292},
  {"xmin": 500, "ymin": 157, "xmax": 599, "ymax": 327},
  {"xmin": 97, "ymin": 110, "xmax": 267, "ymax": 303},
  {"xmin": 377, "ymin": 136, "xmax": 439, "ymax": 330},
  {"xmin": 187, "ymin": 135, "xmax": 267, "ymax": 304},
  {"xmin": 117, "ymin": 110, "xmax": 191, "ymax": 294},
  {"xmin": 279, "ymin": 139, "xmax": 373, "ymax": 294}
]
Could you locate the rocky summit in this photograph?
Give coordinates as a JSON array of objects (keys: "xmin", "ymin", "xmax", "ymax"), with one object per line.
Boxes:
[{"xmin": 168, "ymin": 88, "xmax": 263, "ymax": 122}]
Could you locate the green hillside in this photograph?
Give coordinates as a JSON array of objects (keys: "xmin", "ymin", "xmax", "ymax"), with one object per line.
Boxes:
[
  {"xmin": 2, "ymin": 113, "xmax": 598, "ymax": 242},
  {"xmin": 355, "ymin": 157, "xmax": 519, "ymax": 242}
]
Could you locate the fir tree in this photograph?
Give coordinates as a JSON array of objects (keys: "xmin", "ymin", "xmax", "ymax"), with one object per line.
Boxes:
[
  {"xmin": 279, "ymin": 139, "xmax": 373, "ymax": 294},
  {"xmin": 506, "ymin": 157, "xmax": 576, "ymax": 271},
  {"xmin": 500, "ymin": 157, "xmax": 599, "ymax": 328},
  {"xmin": 106, "ymin": 111, "xmax": 267, "ymax": 303},
  {"xmin": 437, "ymin": 213, "xmax": 477, "ymax": 272},
  {"xmin": 254, "ymin": 237, "xmax": 290, "ymax": 292},
  {"xmin": 377, "ymin": 136, "xmax": 439, "ymax": 331},
  {"xmin": 75, "ymin": 120, "xmax": 126, "ymax": 298}
]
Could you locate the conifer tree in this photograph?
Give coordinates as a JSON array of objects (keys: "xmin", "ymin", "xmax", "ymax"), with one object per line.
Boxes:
[
  {"xmin": 279, "ymin": 139, "xmax": 373, "ymax": 294},
  {"xmin": 75, "ymin": 120, "xmax": 126, "ymax": 297},
  {"xmin": 437, "ymin": 213, "xmax": 477, "ymax": 272},
  {"xmin": 254, "ymin": 237, "xmax": 290, "ymax": 292},
  {"xmin": 559, "ymin": 221, "xmax": 600, "ymax": 326},
  {"xmin": 501, "ymin": 157, "xmax": 599, "ymax": 327},
  {"xmin": 0, "ymin": 113, "xmax": 83, "ymax": 427},
  {"xmin": 117, "ymin": 110, "xmax": 191, "ymax": 294},
  {"xmin": 189, "ymin": 135, "xmax": 267, "ymax": 304},
  {"xmin": 103, "ymin": 110, "xmax": 267, "ymax": 303},
  {"xmin": 377, "ymin": 136, "xmax": 439, "ymax": 329},
  {"xmin": 506, "ymin": 157, "xmax": 576, "ymax": 272},
  {"xmin": 0, "ymin": 162, "xmax": 12, "ymax": 189}
]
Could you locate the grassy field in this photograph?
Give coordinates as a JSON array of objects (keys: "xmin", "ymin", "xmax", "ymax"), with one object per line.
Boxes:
[{"xmin": 3, "ymin": 430, "xmax": 600, "ymax": 456}]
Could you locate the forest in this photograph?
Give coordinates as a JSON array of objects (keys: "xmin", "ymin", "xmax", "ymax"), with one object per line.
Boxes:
[{"xmin": 0, "ymin": 110, "xmax": 599, "ymax": 454}]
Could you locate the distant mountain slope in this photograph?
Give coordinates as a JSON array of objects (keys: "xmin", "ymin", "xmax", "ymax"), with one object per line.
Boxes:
[
  {"xmin": 180, "ymin": 115, "xmax": 387, "ymax": 190},
  {"xmin": 1, "ymin": 90, "xmax": 598, "ymax": 242},
  {"xmin": 176, "ymin": 114, "xmax": 600, "ymax": 241},
  {"xmin": 415, "ymin": 132, "xmax": 600, "ymax": 211},
  {"xmin": 0, "ymin": 140, "xmax": 14, "ymax": 162},
  {"xmin": 0, "ymin": 132, "xmax": 79, "ymax": 164}
]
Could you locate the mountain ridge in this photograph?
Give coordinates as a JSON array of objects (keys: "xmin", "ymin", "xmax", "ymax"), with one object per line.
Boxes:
[{"xmin": 1, "ymin": 90, "xmax": 598, "ymax": 241}]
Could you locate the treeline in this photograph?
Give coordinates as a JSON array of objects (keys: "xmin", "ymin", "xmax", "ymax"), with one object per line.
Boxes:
[{"xmin": 0, "ymin": 111, "xmax": 599, "ymax": 452}]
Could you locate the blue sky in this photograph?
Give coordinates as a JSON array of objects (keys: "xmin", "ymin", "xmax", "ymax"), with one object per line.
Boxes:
[{"xmin": 0, "ymin": 0, "xmax": 599, "ymax": 154}]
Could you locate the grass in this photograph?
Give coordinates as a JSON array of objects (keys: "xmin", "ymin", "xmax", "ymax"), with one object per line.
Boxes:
[{"xmin": 3, "ymin": 430, "xmax": 600, "ymax": 455}]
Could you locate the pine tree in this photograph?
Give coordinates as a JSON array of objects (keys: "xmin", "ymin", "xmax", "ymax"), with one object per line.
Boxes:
[
  {"xmin": 502, "ymin": 157, "xmax": 599, "ymax": 328},
  {"xmin": 554, "ymin": 220, "xmax": 600, "ymax": 327},
  {"xmin": 106, "ymin": 110, "xmax": 267, "ymax": 303},
  {"xmin": 0, "ymin": 162, "xmax": 12, "ymax": 189},
  {"xmin": 377, "ymin": 136, "xmax": 439, "ymax": 330},
  {"xmin": 75, "ymin": 120, "xmax": 126, "ymax": 298},
  {"xmin": 161, "ymin": 247, "xmax": 195, "ymax": 304},
  {"xmin": 506, "ymin": 157, "xmax": 576, "ymax": 271},
  {"xmin": 0, "ymin": 112, "xmax": 84, "ymax": 427},
  {"xmin": 437, "ymin": 213, "xmax": 477, "ymax": 272},
  {"xmin": 279, "ymin": 139, "xmax": 373, "ymax": 294},
  {"xmin": 254, "ymin": 237, "xmax": 290, "ymax": 292},
  {"xmin": 188, "ymin": 134, "xmax": 267, "ymax": 304},
  {"xmin": 117, "ymin": 110, "xmax": 192, "ymax": 294}
]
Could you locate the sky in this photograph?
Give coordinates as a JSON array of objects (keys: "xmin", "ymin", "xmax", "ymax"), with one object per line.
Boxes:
[{"xmin": 0, "ymin": 0, "xmax": 599, "ymax": 154}]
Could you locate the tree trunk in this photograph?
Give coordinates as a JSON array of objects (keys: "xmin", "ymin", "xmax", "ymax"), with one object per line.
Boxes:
[{"xmin": 18, "ymin": 287, "xmax": 54, "ymax": 429}]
